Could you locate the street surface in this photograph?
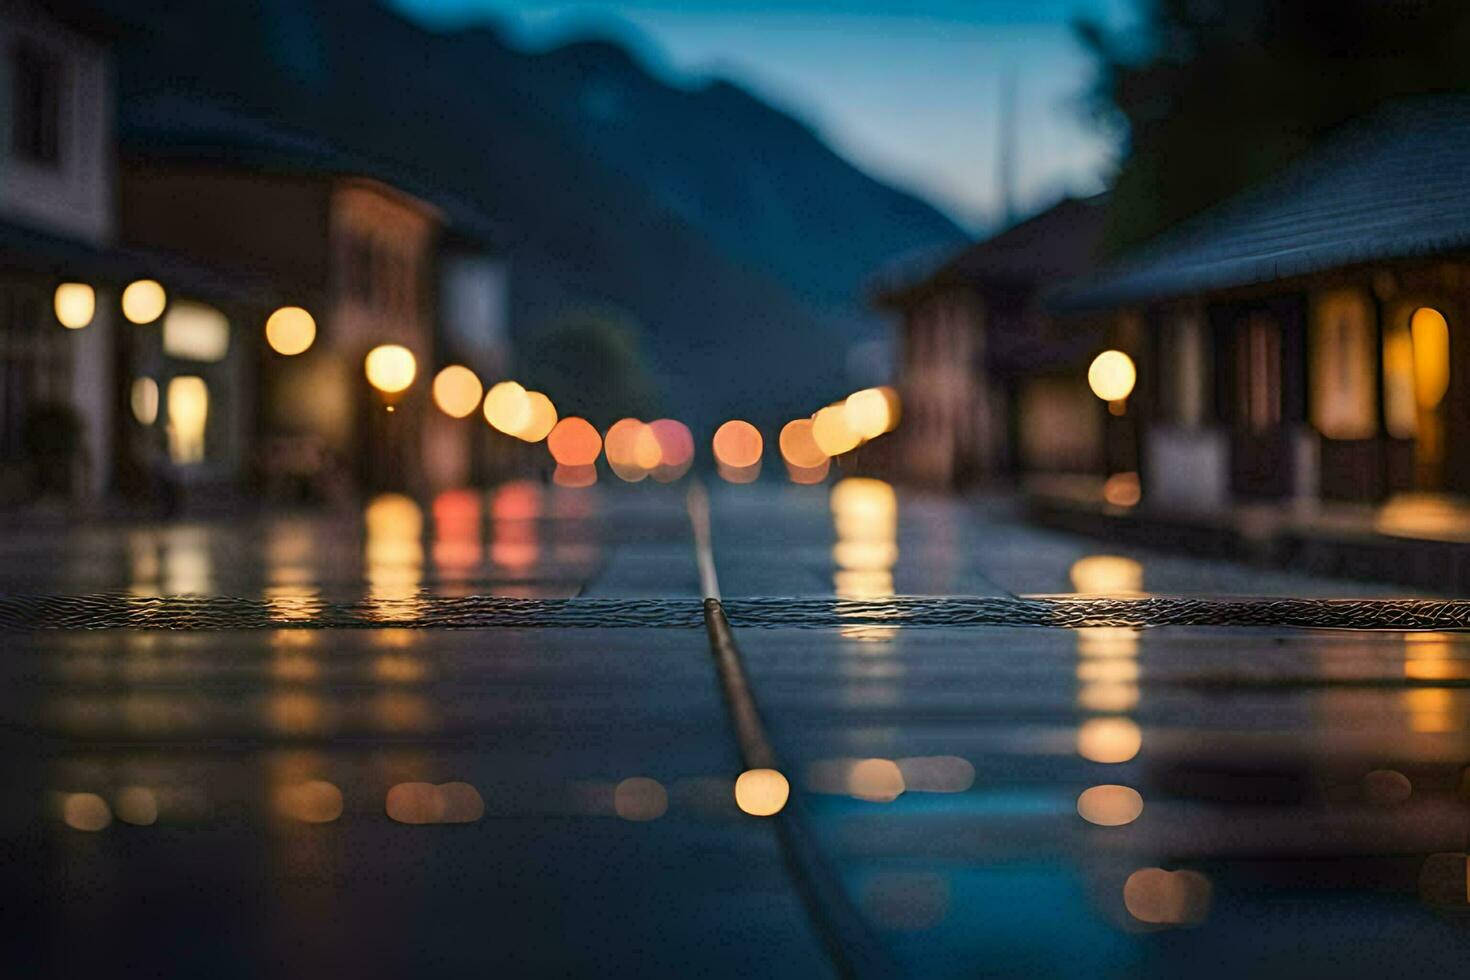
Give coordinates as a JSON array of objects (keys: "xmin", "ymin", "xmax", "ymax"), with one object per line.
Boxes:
[{"xmin": 2, "ymin": 480, "xmax": 1469, "ymax": 977}]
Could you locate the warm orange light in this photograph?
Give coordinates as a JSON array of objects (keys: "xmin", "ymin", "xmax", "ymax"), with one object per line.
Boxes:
[
  {"xmin": 365, "ymin": 344, "xmax": 417, "ymax": 394},
  {"xmin": 1077, "ymin": 784, "xmax": 1143, "ymax": 826},
  {"xmin": 432, "ymin": 365, "xmax": 483, "ymax": 418},
  {"xmin": 649, "ymin": 419, "xmax": 694, "ymax": 481},
  {"xmin": 1411, "ymin": 307, "xmax": 1451, "ymax": 410},
  {"xmin": 613, "ymin": 777, "xmax": 669, "ymax": 821},
  {"xmin": 1102, "ymin": 471, "xmax": 1141, "ymax": 507},
  {"xmin": 718, "ymin": 461, "xmax": 761, "ymax": 484},
  {"xmin": 516, "ymin": 391, "xmax": 558, "ymax": 442},
  {"xmin": 547, "ymin": 416, "xmax": 602, "ymax": 466},
  {"xmin": 734, "ymin": 768, "xmax": 789, "ymax": 816},
  {"xmin": 1088, "ymin": 350, "xmax": 1136, "ymax": 402},
  {"xmin": 265, "ymin": 306, "xmax": 316, "ymax": 355},
  {"xmin": 812, "ymin": 405, "xmax": 861, "ymax": 457},
  {"xmin": 779, "ymin": 418, "xmax": 827, "ymax": 468},
  {"xmin": 713, "ymin": 420, "xmax": 763, "ymax": 468},
  {"xmin": 1077, "ymin": 717, "xmax": 1141, "ymax": 763},
  {"xmin": 605, "ymin": 418, "xmax": 649, "ymax": 480},
  {"xmin": 483, "ymin": 380, "xmax": 530, "ymax": 434},
  {"xmin": 553, "ymin": 463, "xmax": 597, "ymax": 487},
  {"xmin": 54, "ymin": 282, "xmax": 95, "ymax": 329},
  {"xmin": 121, "ymin": 279, "xmax": 166, "ymax": 324},
  {"xmin": 1123, "ymin": 868, "xmax": 1212, "ymax": 926}
]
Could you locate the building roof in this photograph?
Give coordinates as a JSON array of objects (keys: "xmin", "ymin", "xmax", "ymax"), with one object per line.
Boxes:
[
  {"xmin": 118, "ymin": 95, "xmax": 503, "ymax": 250},
  {"xmin": 872, "ymin": 195, "xmax": 1106, "ymax": 309},
  {"xmin": 1051, "ymin": 96, "xmax": 1470, "ymax": 313},
  {"xmin": 0, "ymin": 216, "xmax": 278, "ymax": 306}
]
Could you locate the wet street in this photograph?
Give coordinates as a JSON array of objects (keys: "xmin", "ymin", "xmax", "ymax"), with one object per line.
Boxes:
[{"xmin": 4, "ymin": 479, "xmax": 1470, "ymax": 977}]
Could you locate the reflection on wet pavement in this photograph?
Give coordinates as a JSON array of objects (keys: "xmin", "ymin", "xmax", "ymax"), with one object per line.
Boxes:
[{"xmin": 3, "ymin": 478, "xmax": 1467, "ymax": 977}]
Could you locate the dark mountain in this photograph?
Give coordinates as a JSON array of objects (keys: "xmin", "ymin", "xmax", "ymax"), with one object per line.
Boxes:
[{"xmin": 87, "ymin": 0, "xmax": 968, "ymax": 430}]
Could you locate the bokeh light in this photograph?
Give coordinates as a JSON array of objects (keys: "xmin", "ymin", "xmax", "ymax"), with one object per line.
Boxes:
[
  {"xmin": 483, "ymin": 380, "xmax": 530, "ymax": 434},
  {"xmin": 812, "ymin": 404, "xmax": 861, "ymax": 456},
  {"xmin": 548, "ymin": 417, "xmax": 602, "ymax": 466},
  {"xmin": 1123, "ymin": 868, "xmax": 1212, "ymax": 926},
  {"xmin": 1088, "ymin": 349, "xmax": 1136, "ymax": 402},
  {"xmin": 649, "ymin": 419, "xmax": 694, "ymax": 481},
  {"xmin": 787, "ymin": 458, "xmax": 830, "ymax": 484},
  {"xmin": 734, "ymin": 768, "xmax": 789, "ymax": 816},
  {"xmin": 273, "ymin": 780, "xmax": 343, "ymax": 823},
  {"xmin": 614, "ymin": 777, "xmax": 669, "ymax": 821},
  {"xmin": 844, "ymin": 387, "xmax": 891, "ymax": 439},
  {"xmin": 265, "ymin": 306, "xmax": 316, "ymax": 355},
  {"xmin": 115, "ymin": 786, "xmax": 160, "ymax": 826},
  {"xmin": 516, "ymin": 391, "xmax": 558, "ymax": 442},
  {"xmin": 432, "ymin": 365, "xmax": 483, "ymax": 418},
  {"xmin": 1077, "ymin": 717, "xmax": 1141, "ymax": 763},
  {"xmin": 130, "ymin": 377, "xmax": 159, "ymax": 426},
  {"xmin": 365, "ymin": 344, "xmax": 417, "ymax": 395},
  {"xmin": 553, "ymin": 463, "xmax": 597, "ymax": 487},
  {"xmin": 121, "ymin": 279, "xmax": 166, "ymax": 324},
  {"xmin": 61, "ymin": 792, "xmax": 112, "ymax": 831},
  {"xmin": 779, "ymin": 418, "xmax": 827, "ymax": 469},
  {"xmin": 1103, "ymin": 472, "xmax": 1141, "ymax": 507},
  {"xmin": 1069, "ymin": 555, "xmax": 1144, "ymax": 595},
  {"xmin": 605, "ymin": 418, "xmax": 652, "ymax": 481},
  {"xmin": 712, "ymin": 420, "xmax": 763, "ymax": 468},
  {"xmin": 54, "ymin": 282, "xmax": 95, "ymax": 329},
  {"xmin": 1076, "ymin": 784, "xmax": 1143, "ymax": 825}
]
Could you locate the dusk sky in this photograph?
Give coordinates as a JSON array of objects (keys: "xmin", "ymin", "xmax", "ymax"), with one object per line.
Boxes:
[{"xmin": 390, "ymin": 0, "xmax": 1132, "ymax": 231}]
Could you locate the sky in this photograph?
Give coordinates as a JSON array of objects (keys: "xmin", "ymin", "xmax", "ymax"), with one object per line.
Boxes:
[{"xmin": 390, "ymin": 0, "xmax": 1131, "ymax": 232}]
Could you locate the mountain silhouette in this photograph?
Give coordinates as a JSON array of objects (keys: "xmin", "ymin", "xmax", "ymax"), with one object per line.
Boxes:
[{"xmin": 88, "ymin": 0, "xmax": 968, "ymax": 430}]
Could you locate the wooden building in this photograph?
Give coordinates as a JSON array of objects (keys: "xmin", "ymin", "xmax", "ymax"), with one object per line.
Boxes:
[
  {"xmin": 1052, "ymin": 97, "xmax": 1470, "ymax": 509},
  {"xmin": 873, "ymin": 195, "xmax": 1107, "ymax": 488}
]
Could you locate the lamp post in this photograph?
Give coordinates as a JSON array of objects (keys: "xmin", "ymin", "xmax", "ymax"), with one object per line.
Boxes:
[{"xmin": 364, "ymin": 344, "xmax": 417, "ymax": 491}]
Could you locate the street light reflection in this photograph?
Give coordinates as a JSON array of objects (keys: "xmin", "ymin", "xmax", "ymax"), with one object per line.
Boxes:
[
  {"xmin": 734, "ymin": 768, "xmax": 789, "ymax": 816},
  {"xmin": 1076, "ymin": 784, "xmax": 1143, "ymax": 825},
  {"xmin": 1122, "ymin": 868, "xmax": 1212, "ymax": 926}
]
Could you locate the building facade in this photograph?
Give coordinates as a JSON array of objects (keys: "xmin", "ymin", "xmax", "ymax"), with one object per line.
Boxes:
[
  {"xmin": 873, "ymin": 196, "xmax": 1107, "ymax": 488},
  {"xmin": 1053, "ymin": 98, "xmax": 1470, "ymax": 511}
]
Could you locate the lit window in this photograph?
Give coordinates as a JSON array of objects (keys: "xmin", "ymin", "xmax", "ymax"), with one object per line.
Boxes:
[
  {"xmin": 1309, "ymin": 290, "xmax": 1376, "ymax": 440},
  {"xmin": 166, "ymin": 376, "xmax": 209, "ymax": 464},
  {"xmin": 162, "ymin": 301, "xmax": 230, "ymax": 362}
]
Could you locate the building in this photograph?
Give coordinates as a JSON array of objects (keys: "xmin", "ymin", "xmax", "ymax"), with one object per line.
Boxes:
[
  {"xmin": 1052, "ymin": 97, "xmax": 1470, "ymax": 510},
  {"xmin": 0, "ymin": 0, "xmax": 279, "ymax": 505},
  {"xmin": 872, "ymin": 195, "xmax": 1107, "ymax": 488},
  {"xmin": 115, "ymin": 96, "xmax": 507, "ymax": 496}
]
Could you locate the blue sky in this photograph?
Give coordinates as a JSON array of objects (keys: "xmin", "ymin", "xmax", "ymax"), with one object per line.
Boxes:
[{"xmin": 391, "ymin": 0, "xmax": 1130, "ymax": 231}]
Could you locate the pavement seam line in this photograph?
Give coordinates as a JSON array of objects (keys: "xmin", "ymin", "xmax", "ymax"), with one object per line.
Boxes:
[{"xmin": 688, "ymin": 486, "xmax": 895, "ymax": 979}]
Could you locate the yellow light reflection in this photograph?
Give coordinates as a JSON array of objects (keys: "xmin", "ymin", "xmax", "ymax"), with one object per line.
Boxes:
[
  {"xmin": 1123, "ymin": 868, "xmax": 1212, "ymax": 926},
  {"xmin": 273, "ymin": 780, "xmax": 344, "ymax": 823},
  {"xmin": 831, "ymin": 477, "xmax": 897, "ymax": 599},
  {"xmin": 114, "ymin": 786, "xmax": 160, "ymax": 826},
  {"xmin": 847, "ymin": 758, "xmax": 905, "ymax": 802},
  {"xmin": 1069, "ymin": 555, "xmax": 1143, "ymax": 595},
  {"xmin": 265, "ymin": 306, "xmax": 316, "ymax": 355},
  {"xmin": 365, "ymin": 493, "xmax": 424, "ymax": 614},
  {"xmin": 54, "ymin": 282, "xmax": 95, "ymax": 329},
  {"xmin": 614, "ymin": 777, "xmax": 669, "ymax": 821},
  {"xmin": 1077, "ymin": 717, "xmax": 1141, "ymax": 763},
  {"xmin": 717, "ymin": 461, "xmax": 761, "ymax": 484},
  {"xmin": 516, "ymin": 391, "xmax": 558, "ymax": 442},
  {"xmin": 787, "ymin": 458, "xmax": 831, "ymax": 484},
  {"xmin": 165, "ymin": 376, "xmax": 209, "ymax": 464},
  {"xmin": 121, "ymin": 279, "xmax": 166, "ymax": 324},
  {"xmin": 432, "ymin": 365, "xmax": 483, "ymax": 418},
  {"xmin": 734, "ymin": 768, "xmax": 789, "ymax": 816},
  {"xmin": 1076, "ymin": 784, "xmax": 1143, "ymax": 826},
  {"xmin": 61, "ymin": 792, "xmax": 112, "ymax": 831}
]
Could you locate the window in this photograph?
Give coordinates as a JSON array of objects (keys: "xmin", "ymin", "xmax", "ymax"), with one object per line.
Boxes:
[
  {"xmin": 11, "ymin": 40, "xmax": 63, "ymax": 166},
  {"xmin": 1309, "ymin": 290, "xmax": 1376, "ymax": 440}
]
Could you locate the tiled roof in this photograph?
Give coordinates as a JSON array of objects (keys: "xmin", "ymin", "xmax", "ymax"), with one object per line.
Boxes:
[
  {"xmin": 872, "ymin": 195, "xmax": 1106, "ymax": 308},
  {"xmin": 1051, "ymin": 96, "xmax": 1470, "ymax": 313}
]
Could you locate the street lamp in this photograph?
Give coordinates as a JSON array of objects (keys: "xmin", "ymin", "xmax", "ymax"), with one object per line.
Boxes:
[{"xmin": 1088, "ymin": 349, "xmax": 1140, "ymax": 506}]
